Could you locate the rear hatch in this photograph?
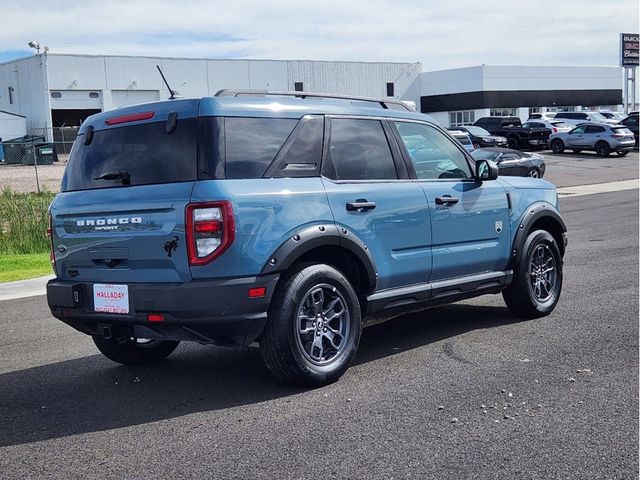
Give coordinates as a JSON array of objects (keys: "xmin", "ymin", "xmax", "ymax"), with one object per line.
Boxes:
[
  {"xmin": 529, "ymin": 127, "xmax": 552, "ymax": 140},
  {"xmin": 51, "ymin": 99, "xmax": 200, "ymax": 283}
]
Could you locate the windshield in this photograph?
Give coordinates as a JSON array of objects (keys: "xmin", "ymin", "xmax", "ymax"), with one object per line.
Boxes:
[
  {"xmin": 589, "ymin": 112, "xmax": 608, "ymax": 122},
  {"xmin": 471, "ymin": 149, "xmax": 499, "ymax": 161},
  {"xmin": 465, "ymin": 126, "xmax": 491, "ymax": 136}
]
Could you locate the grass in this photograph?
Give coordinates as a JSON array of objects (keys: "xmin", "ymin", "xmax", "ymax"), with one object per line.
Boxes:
[
  {"xmin": 0, "ymin": 188, "xmax": 55, "ymax": 255},
  {"xmin": 0, "ymin": 253, "xmax": 52, "ymax": 282}
]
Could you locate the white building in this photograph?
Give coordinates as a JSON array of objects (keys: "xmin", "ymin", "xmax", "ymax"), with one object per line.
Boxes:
[
  {"xmin": 0, "ymin": 54, "xmax": 627, "ymax": 140},
  {"xmin": 0, "ymin": 54, "xmax": 421, "ymax": 140},
  {"xmin": 420, "ymin": 65, "xmax": 624, "ymax": 127}
]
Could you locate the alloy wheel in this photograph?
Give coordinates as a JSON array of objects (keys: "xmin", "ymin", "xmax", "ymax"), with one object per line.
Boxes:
[
  {"xmin": 295, "ymin": 284, "xmax": 350, "ymax": 365},
  {"xmin": 528, "ymin": 244, "xmax": 557, "ymax": 302}
]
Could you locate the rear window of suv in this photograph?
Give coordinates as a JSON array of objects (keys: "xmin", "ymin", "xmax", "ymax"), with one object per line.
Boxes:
[{"xmin": 62, "ymin": 119, "xmax": 198, "ymax": 191}]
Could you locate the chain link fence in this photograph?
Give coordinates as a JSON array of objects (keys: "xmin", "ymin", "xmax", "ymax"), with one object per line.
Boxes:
[{"xmin": 0, "ymin": 127, "xmax": 78, "ymax": 193}]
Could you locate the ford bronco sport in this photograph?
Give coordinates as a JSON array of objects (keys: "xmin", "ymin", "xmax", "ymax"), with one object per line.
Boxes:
[{"xmin": 46, "ymin": 90, "xmax": 567, "ymax": 386}]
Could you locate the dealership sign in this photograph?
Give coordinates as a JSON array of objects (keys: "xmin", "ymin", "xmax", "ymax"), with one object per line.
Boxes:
[{"xmin": 620, "ymin": 33, "xmax": 639, "ymax": 67}]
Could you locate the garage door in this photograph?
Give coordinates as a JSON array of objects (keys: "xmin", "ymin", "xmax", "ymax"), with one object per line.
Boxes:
[{"xmin": 111, "ymin": 90, "xmax": 160, "ymax": 109}]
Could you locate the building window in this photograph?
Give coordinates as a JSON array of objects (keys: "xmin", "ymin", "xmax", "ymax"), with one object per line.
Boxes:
[
  {"xmin": 8, "ymin": 86, "xmax": 14, "ymax": 104},
  {"xmin": 449, "ymin": 110, "xmax": 475, "ymax": 127},
  {"xmin": 490, "ymin": 107, "xmax": 518, "ymax": 117},
  {"xmin": 51, "ymin": 91, "xmax": 62, "ymax": 98},
  {"xmin": 386, "ymin": 82, "xmax": 394, "ymax": 97},
  {"xmin": 89, "ymin": 92, "xmax": 100, "ymax": 98},
  {"xmin": 294, "ymin": 82, "xmax": 303, "ymax": 92}
]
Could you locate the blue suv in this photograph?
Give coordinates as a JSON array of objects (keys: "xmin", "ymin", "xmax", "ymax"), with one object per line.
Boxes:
[{"xmin": 46, "ymin": 90, "xmax": 567, "ymax": 386}]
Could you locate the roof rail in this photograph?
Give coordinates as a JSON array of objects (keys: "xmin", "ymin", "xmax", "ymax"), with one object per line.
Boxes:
[{"xmin": 214, "ymin": 89, "xmax": 414, "ymax": 111}]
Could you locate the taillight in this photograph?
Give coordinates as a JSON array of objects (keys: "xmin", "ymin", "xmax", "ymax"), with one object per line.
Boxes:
[
  {"xmin": 186, "ymin": 201, "xmax": 235, "ymax": 265},
  {"xmin": 552, "ymin": 127, "xmax": 558, "ymax": 133},
  {"xmin": 105, "ymin": 111, "xmax": 155, "ymax": 126},
  {"xmin": 611, "ymin": 133, "xmax": 624, "ymax": 139},
  {"xmin": 47, "ymin": 213, "xmax": 55, "ymax": 269}
]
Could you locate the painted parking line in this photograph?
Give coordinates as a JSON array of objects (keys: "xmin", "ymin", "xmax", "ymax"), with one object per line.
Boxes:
[{"xmin": 557, "ymin": 179, "xmax": 639, "ymax": 197}]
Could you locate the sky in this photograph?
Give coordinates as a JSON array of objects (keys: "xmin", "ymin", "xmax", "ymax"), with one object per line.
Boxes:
[{"xmin": 1, "ymin": 0, "xmax": 638, "ymax": 69}]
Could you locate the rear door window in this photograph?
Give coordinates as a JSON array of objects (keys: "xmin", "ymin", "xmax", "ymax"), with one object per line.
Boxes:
[
  {"xmin": 326, "ymin": 118, "xmax": 398, "ymax": 181},
  {"xmin": 62, "ymin": 118, "xmax": 198, "ymax": 191}
]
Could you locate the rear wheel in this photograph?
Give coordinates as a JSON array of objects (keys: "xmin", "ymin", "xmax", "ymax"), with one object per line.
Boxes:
[
  {"xmin": 616, "ymin": 151, "xmax": 629, "ymax": 157},
  {"xmin": 507, "ymin": 137, "xmax": 518, "ymax": 149},
  {"xmin": 595, "ymin": 141, "xmax": 611, "ymax": 157},
  {"xmin": 93, "ymin": 336, "xmax": 179, "ymax": 365},
  {"xmin": 503, "ymin": 230, "xmax": 563, "ymax": 319},
  {"xmin": 260, "ymin": 263, "xmax": 362, "ymax": 387},
  {"xmin": 550, "ymin": 139, "xmax": 565, "ymax": 153}
]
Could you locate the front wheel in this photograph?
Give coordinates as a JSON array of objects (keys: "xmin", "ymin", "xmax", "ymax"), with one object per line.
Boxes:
[
  {"xmin": 93, "ymin": 336, "xmax": 179, "ymax": 365},
  {"xmin": 503, "ymin": 230, "xmax": 563, "ymax": 319},
  {"xmin": 507, "ymin": 137, "xmax": 518, "ymax": 149},
  {"xmin": 527, "ymin": 167, "xmax": 541, "ymax": 178},
  {"xmin": 550, "ymin": 139, "xmax": 565, "ymax": 153},
  {"xmin": 260, "ymin": 263, "xmax": 362, "ymax": 387}
]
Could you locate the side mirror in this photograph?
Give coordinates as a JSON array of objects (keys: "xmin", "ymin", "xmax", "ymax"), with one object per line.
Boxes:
[{"xmin": 476, "ymin": 159, "xmax": 499, "ymax": 181}]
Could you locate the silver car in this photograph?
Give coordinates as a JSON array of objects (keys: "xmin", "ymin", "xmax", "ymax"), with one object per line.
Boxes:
[{"xmin": 549, "ymin": 123, "xmax": 636, "ymax": 157}]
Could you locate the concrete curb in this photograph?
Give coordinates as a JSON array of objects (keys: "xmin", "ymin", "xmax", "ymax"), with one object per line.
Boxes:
[{"xmin": 0, "ymin": 275, "xmax": 55, "ymax": 302}]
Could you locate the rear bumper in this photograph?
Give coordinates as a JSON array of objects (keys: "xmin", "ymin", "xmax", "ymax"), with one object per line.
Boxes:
[{"xmin": 47, "ymin": 274, "xmax": 280, "ymax": 346}]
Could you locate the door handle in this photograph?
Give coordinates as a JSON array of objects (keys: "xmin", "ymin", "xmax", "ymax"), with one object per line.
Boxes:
[
  {"xmin": 435, "ymin": 195, "xmax": 459, "ymax": 206},
  {"xmin": 346, "ymin": 200, "xmax": 376, "ymax": 212}
]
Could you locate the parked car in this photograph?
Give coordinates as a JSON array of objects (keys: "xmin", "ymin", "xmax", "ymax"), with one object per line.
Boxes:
[
  {"xmin": 598, "ymin": 111, "xmax": 627, "ymax": 122},
  {"xmin": 620, "ymin": 113, "xmax": 639, "ymax": 147},
  {"xmin": 474, "ymin": 116, "xmax": 552, "ymax": 150},
  {"xmin": 522, "ymin": 120, "xmax": 573, "ymax": 134},
  {"xmin": 46, "ymin": 90, "xmax": 567, "ymax": 387},
  {"xmin": 447, "ymin": 129, "xmax": 475, "ymax": 153},
  {"xmin": 471, "ymin": 147, "xmax": 546, "ymax": 178},
  {"xmin": 527, "ymin": 112, "xmax": 557, "ymax": 121},
  {"xmin": 553, "ymin": 111, "xmax": 619, "ymax": 126},
  {"xmin": 449, "ymin": 126, "xmax": 508, "ymax": 150},
  {"xmin": 549, "ymin": 123, "xmax": 635, "ymax": 156}
]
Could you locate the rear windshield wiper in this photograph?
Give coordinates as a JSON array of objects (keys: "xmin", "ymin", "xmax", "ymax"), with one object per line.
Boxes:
[{"xmin": 94, "ymin": 170, "xmax": 131, "ymax": 185}]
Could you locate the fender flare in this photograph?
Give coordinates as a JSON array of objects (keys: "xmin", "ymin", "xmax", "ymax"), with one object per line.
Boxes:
[
  {"xmin": 260, "ymin": 224, "xmax": 378, "ymax": 294},
  {"xmin": 508, "ymin": 202, "xmax": 567, "ymax": 268}
]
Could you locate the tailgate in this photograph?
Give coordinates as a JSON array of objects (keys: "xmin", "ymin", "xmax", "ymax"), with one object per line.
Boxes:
[{"xmin": 51, "ymin": 183, "xmax": 196, "ymax": 283}]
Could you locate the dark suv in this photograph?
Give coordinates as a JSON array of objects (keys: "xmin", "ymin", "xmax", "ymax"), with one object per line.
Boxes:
[{"xmin": 46, "ymin": 91, "xmax": 567, "ymax": 386}]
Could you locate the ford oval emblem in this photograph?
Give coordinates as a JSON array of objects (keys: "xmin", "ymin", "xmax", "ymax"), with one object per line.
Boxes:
[{"xmin": 57, "ymin": 244, "xmax": 67, "ymax": 253}]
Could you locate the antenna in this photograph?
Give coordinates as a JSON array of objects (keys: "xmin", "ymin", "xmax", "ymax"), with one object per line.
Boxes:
[{"xmin": 156, "ymin": 65, "xmax": 176, "ymax": 99}]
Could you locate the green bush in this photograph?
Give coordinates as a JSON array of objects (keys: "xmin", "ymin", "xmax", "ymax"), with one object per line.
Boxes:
[{"xmin": 0, "ymin": 188, "xmax": 55, "ymax": 254}]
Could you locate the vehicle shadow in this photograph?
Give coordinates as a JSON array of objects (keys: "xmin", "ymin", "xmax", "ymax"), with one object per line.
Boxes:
[{"xmin": 0, "ymin": 302, "xmax": 516, "ymax": 447}]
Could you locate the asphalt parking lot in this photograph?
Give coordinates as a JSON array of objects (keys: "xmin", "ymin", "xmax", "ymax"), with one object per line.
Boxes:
[{"xmin": 0, "ymin": 151, "xmax": 638, "ymax": 479}]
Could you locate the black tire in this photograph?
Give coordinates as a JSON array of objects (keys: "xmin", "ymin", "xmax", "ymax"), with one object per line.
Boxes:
[
  {"xmin": 595, "ymin": 141, "xmax": 611, "ymax": 157},
  {"xmin": 93, "ymin": 336, "xmax": 179, "ymax": 365},
  {"xmin": 503, "ymin": 230, "xmax": 563, "ymax": 319},
  {"xmin": 616, "ymin": 151, "xmax": 629, "ymax": 157},
  {"xmin": 550, "ymin": 139, "xmax": 565, "ymax": 153},
  {"xmin": 507, "ymin": 136, "xmax": 518, "ymax": 149},
  {"xmin": 260, "ymin": 263, "xmax": 362, "ymax": 387},
  {"xmin": 527, "ymin": 167, "xmax": 541, "ymax": 178},
  {"xmin": 572, "ymin": 149, "xmax": 582, "ymax": 153}
]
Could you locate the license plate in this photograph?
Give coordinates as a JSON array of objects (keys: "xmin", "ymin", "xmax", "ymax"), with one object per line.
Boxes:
[
  {"xmin": 530, "ymin": 140, "xmax": 540, "ymax": 145},
  {"xmin": 93, "ymin": 284, "xmax": 129, "ymax": 314}
]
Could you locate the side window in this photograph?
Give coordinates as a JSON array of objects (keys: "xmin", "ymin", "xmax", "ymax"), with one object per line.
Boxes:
[
  {"xmin": 585, "ymin": 125, "xmax": 605, "ymax": 134},
  {"xmin": 328, "ymin": 118, "xmax": 397, "ymax": 181},
  {"xmin": 571, "ymin": 126, "xmax": 586, "ymax": 134},
  {"xmin": 624, "ymin": 116, "xmax": 638, "ymax": 126},
  {"xmin": 394, "ymin": 121, "xmax": 473, "ymax": 180},
  {"xmin": 224, "ymin": 117, "xmax": 297, "ymax": 179}
]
